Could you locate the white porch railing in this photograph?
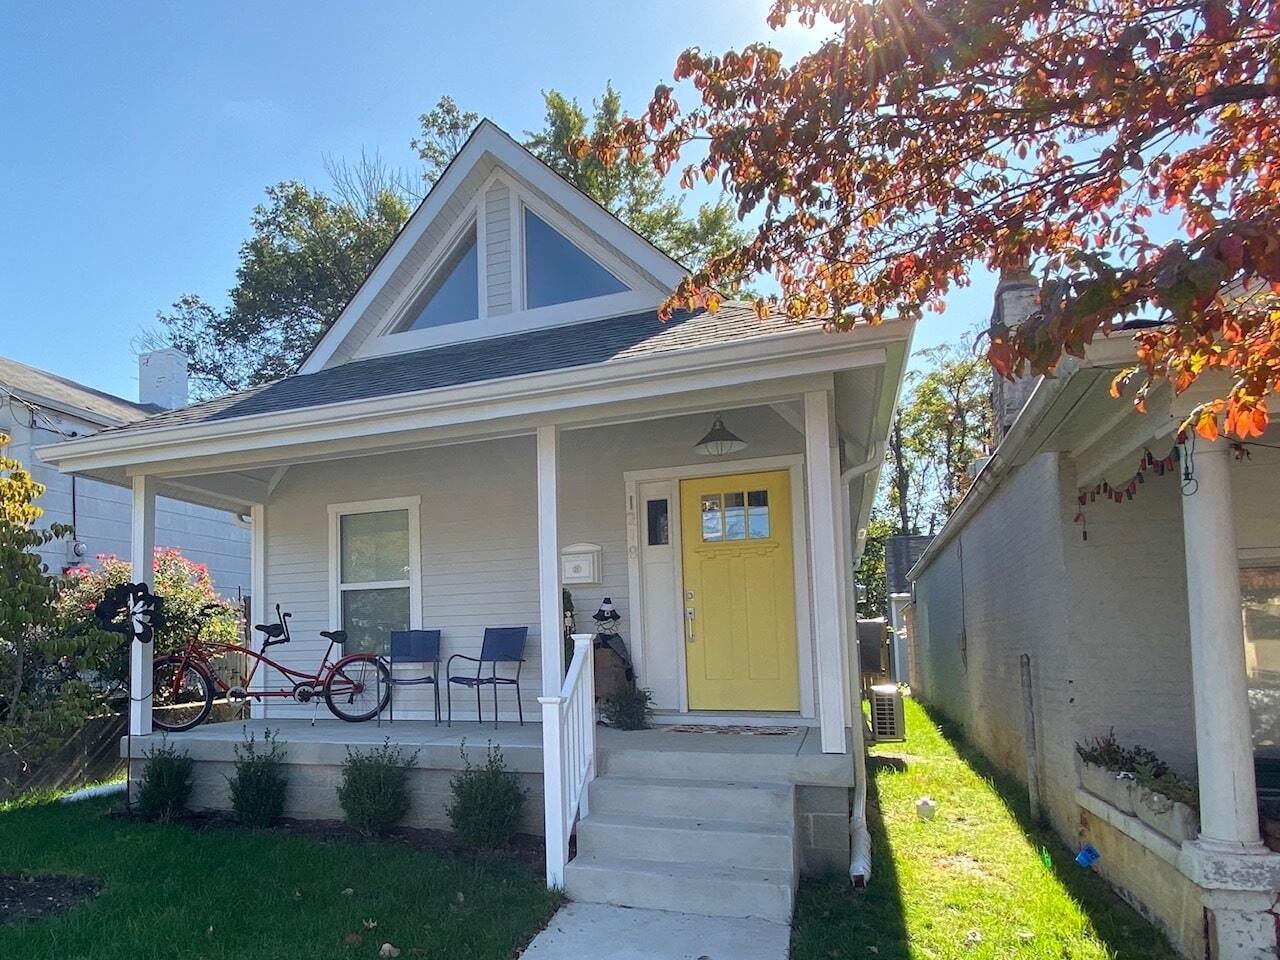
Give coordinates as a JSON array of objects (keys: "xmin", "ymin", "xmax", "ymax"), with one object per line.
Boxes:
[{"xmin": 540, "ymin": 633, "xmax": 597, "ymax": 887}]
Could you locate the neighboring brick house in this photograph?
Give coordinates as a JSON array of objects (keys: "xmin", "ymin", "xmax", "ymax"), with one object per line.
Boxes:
[
  {"xmin": 1, "ymin": 350, "xmax": 250, "ymax": 596},
  {"xmin": 908, "ymin": 283, "xmax": 1280, "ymax": 959}
]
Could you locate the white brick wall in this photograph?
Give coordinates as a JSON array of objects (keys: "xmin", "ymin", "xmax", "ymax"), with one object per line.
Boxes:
[{"xmin": 912, "ymin": 451, "xmax": 1197, "ymax": 839}]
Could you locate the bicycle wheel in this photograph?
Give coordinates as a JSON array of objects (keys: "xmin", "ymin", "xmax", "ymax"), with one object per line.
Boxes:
[
  {"xmin": 151, "ymin": 656, "xmax": 214, "ymax": 732},
  {"xmin": 324, "ymin": 654, "xmax": 391, "ymax": 722}
]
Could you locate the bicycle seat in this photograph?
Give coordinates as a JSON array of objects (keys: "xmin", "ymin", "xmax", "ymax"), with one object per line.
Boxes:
[
  {"xmin": 319, "ymin": 630, "xmax": 347, "ymax": 645},
  {"xmin": 254, "ymin": 623, "xmax": 286, "ymax": 640}
]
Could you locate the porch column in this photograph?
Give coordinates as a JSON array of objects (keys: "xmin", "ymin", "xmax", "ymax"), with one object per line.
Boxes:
[
  {"xmin": 1181, "ymin": 440, "xmax": 1263, "ymax": 849},
  {"xmin": 129, "ymin": 475, "xmax": 157, "ymax": 736},
  {"xmin": 804, "ymin": 390, "xmax": 849, "ymax": 754},
  {"xmin": 249, "ymin": 503, "xmax": 266, "ymax": 709},
  {"xmin": 536, "ymin": 425, "xmax": 564, "ymax": 696}
]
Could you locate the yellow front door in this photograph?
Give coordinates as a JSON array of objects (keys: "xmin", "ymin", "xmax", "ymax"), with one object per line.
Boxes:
[{"xmin": 680, "ymin": 469, "xmax": 800, "ymax": 711}]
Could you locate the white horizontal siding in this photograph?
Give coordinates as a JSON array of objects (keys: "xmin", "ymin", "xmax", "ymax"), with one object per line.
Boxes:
[
  {"xmin": 5, "ymin": 413, "xmax": 251, "ymax": 595},
  {"xmin": 258, "ymin": 408, "xmax": 809, "ymax": 721},
  {"xmin": 485, "ymin": 182, "xmax": 513, "ymax": 315}
]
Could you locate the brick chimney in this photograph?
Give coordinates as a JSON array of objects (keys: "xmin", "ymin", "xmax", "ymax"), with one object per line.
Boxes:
[
  {"xmin": 139, "ymin": 348, "xmax": 189, "ymax": 410},
  {"xmin": 990, "ymin": 263, "xmax": 1040, "ymax": 443}
]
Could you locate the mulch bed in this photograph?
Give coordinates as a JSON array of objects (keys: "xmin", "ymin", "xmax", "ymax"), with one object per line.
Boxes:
[
  {"xmin": 112, "ymin": 809, "xmax": 556, "ymax": 872},
  {"xmin": 0, "ymin": 874, "xmax": 101, "ymax": 924}
]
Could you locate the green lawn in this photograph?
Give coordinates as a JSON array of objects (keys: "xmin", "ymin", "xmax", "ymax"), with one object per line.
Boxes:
[
  {"xmin": 791, "ymin": 697, "xmax": 1179, "ymax": 960},
  {"xmin": 0, "ymin": 792, "xmax": 558, "ymax": 960}
]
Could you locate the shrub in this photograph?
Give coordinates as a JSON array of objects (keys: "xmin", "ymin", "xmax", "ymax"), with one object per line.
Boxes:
[
  {"xmin": 337, "ymin": 739, "xmax": 419, "ymax": 836},
  {"xmin": 600, "ymin": 684, "xmax": 653, "ymax": 730},
  {"xmin": 447, "ymin": 741, "xmax": 525, "ymax": 849},
  {"xmin": 136, "ymin": 741, "xmax": 193, "ymax": 821},
  {"xmin": 228, "ymin": 728, "xmax": 288, "ymax": 827},
  {"xmin": 1134, "ymin": 761, "xmax": 1199, "ymax": 808},
  {"xmin": 1075, "ymin": 729, "xmax": 1170, "ymax": 778}
]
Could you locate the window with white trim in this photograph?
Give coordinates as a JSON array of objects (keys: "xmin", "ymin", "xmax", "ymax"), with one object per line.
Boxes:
[{"xmin": 329, "ymin": 499, "xmax": 420, "ymax": 653}]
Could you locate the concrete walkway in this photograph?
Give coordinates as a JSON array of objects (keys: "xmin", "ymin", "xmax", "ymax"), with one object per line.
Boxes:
[{"xmin": 521, "ymin": 902, "xmax": 790, "ymax": 960}]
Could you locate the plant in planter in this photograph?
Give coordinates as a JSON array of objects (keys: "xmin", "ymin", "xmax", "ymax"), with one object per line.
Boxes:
[
  {"xmin": 600, "ymin": 684, "xmax": 653, "ymax": 730},
  {"xmin": 1075, "ymin": 731, "xmax": 1200, "ymax": 841},
  {"xmin": 1075, "ymin": 730, "xmax": 1137, "ymax": 814},
  {"xmin": 1133, "ymin": 761, "xmax": 1200, "ymax": 842}
]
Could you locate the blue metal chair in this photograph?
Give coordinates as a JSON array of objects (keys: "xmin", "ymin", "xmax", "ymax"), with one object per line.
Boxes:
[
  {"xmin": 380, "ymin": 630, "xmax": 442, "ymax": 726},
  {"xmin": 447, "ymin": 626, "xmax": 528, "ymax": 728}
]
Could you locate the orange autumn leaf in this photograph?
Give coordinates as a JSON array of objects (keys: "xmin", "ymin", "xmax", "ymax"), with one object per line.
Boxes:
[{"xmin": 584, "ymin": 0, "xmax": 1280, "ymax": 440}]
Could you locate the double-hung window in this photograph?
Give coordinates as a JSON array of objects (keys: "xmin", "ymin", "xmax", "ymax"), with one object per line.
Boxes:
[{"xmin": 328, "ymin": 497, "xmax": 421, "ymax": 653}]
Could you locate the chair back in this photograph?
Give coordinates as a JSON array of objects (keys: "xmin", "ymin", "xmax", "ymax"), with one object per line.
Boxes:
[
  {"xmin": 389, "ymin": 629, "xmax": 441, "ymax": 663},
  {"xmin": 479, "ymin": 626, "xmax": 528, "ymax": 663}
]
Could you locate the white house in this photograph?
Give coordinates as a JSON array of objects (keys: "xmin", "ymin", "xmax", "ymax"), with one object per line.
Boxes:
[
  {"xmin": 1, "ymin": 351, "xmax": 249, "ymax": 594},
  {"xmin": 39, "ymin": 121, "xmax": 913, "ymax": 921},
  {"xmin": 907, "ymin": 274, "xmax": 1280, "ymax": 958}
]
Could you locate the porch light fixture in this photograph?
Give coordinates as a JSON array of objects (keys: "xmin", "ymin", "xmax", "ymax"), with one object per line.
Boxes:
[{"xmin": 694, "ymin": 414, "xmax": 747, "ymax": 456}]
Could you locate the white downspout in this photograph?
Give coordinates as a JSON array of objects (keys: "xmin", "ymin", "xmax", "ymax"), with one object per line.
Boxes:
[{"xmin": 841, "ymin": 441, "xmax": 882, "ymax": 886}]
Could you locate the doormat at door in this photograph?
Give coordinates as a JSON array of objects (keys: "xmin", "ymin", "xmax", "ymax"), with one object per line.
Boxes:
[{"xmin": 665, "ymin": 724, "xmax": 802, "ymax": 736}]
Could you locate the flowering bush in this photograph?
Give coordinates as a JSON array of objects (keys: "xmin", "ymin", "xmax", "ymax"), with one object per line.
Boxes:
[{"xmin": 56, "ymin": 548, "xmax": 240, "ymax": 666}]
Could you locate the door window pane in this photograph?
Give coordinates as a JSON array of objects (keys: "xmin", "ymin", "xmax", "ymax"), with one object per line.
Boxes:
[
  {"xmin": 700, "ymin": 495, "xmax": 723, "ymax": 541},
  {"xmin": 341, "ymin": 510, "xmax": 410, "ymax": 583},
  {"xmin": 342, "ymin": 588, "xmax": 410, "ymax": 654},
  {"xmin": 748, "ymin": 490, "xmax": 771, "ymax": 539},
  {"xmin": 724, "ymin": 492, "xmax": 747, "ymax": 540},
  {"xmin": 1243, "ymin": 565, "xmax": 1280, "ymax": 757},
  {"xmin": 525, "ymin": 209, "xmax": 629, "ymax": 308},
  {"xmin": 646, "ymin": 499, "xmax": 670, "ymax": 546}
]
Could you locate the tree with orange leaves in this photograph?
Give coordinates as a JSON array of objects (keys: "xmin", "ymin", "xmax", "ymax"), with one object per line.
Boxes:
[{"xmin": 581, "ymin": 0, "xmax": 1280, "ymax": 440}]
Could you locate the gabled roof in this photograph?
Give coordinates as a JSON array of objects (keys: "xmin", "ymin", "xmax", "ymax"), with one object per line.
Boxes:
[
  {"xmin": 91, "ymin": 303, "xmax": 819, "ymax": 440},
  {"xmin": 884, "ymin": 535, "xmax": 933, "ymax": 595},
  {"xmin": 0, "ymin": 355, "xmax": 158, "ymax": 426},
  {"xmin": 300, "ymin": 120, "xmax": 689, "ymax": 374}
]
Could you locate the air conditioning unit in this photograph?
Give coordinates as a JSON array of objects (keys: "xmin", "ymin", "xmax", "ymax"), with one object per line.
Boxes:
[{"xmin": 869, "ymin": 683, "xmax": 905, "ymax": 742}]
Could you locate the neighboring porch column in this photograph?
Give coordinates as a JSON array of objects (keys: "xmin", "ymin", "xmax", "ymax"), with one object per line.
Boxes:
[
  {"xmin": 1181, "ymin": 440, "xmax": 1263, "ymax": 849},
  {"xmin": 804, "ymin": 390, "xmax": 849, "ymax": 754},
  {"xmin": 129, "ymin": 475, "xmax": 157, "ymax": 736},
  {"xmin": 536, "ymin": 425, "xmax": 564, "ymax": 696}
]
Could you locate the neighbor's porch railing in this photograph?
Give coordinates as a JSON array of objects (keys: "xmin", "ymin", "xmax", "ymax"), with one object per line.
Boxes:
[{"xmin": 540, "ymin": 633, "xmax": 596, "ymax": 887}]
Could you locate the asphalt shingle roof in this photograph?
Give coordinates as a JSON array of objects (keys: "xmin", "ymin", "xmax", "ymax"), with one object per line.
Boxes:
[
  {"xmin": 95, "ymin": 303, "xmax": 818, "ymax": 439},
  {"xmin": 0, "ymin": 356, "xmax": 159, "ymax": 425},
  {"xmin": 885, "ymin": 535, "xmax": 934, "ymax": 594}
]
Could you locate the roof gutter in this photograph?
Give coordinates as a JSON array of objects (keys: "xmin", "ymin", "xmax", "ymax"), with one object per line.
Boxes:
[
  {"xmin": 38, "ymin": 321, "xmax": 912, "ymax": 474},
  {"xmin": 841, "ymin": 440, "xmax": 884, "ymax": 886}
]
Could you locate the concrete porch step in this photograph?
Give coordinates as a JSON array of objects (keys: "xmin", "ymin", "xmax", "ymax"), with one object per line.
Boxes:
[
  {"xmin": 575, "ymin": 811, "xmax": 795, "ymax": 871},
  {"xmin": 601, "ymin": 745, "xmax": 807, "ymax": 784},
  {"xmin": 586, "ymin": 775, "xmax": 793, "ymax": 822},
  {"xmin": 563, "ymin": 854, "xmax": 795, "ymax": 923}
]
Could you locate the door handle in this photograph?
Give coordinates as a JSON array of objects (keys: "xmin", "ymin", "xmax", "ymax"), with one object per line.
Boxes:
[{"xmin": 685, "ymin": 607, "xmax": 696, "ymax": 643}]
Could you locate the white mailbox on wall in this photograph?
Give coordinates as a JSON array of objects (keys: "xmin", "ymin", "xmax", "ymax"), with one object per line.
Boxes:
[{"xmin": 560, "ymin": 542, "xmax": 603, "ymax": 585}]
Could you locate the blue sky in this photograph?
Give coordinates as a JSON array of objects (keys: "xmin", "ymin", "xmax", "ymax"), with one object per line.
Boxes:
[{"xmin": 0, "ymin": 0, "xmax": 992, "ymax": 402}]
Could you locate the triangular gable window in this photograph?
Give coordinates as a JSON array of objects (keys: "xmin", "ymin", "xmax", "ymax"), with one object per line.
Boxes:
[
  {"xmin": 395, "ymin": 225, "xmax": 479, "ymax": 332},
  {"xmin": 524, "ymin": 209, "xmax": 628, "ymax": 309}
]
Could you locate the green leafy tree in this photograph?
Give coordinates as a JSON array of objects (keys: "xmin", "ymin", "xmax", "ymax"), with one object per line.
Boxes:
[
  {"xmin": 0, "ymin": 434, "xmax": 104, "ymax": 786},
  {"xmin": 525, "ymin": 85, "xmax": 749, "ymax": 271},
  {"xmin": 412, "ymin": 95, "xmax": 481, "ymax": 185},
  {"xmin": 153, "ymin": 175, "xmax": 412, "ymax": 399},
  {"xmin": 883, "ymin": 338, "xmax": 992, "ymax": 537},
  {"xmin": 857, "ymin": 512, "xmax": 896, "ymax": 619}
]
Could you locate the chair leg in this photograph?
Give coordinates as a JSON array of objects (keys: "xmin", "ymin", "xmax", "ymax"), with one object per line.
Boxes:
[
  {"xmin": 493, "ymin": 680, "xmax": 499, "ymax": 730},
  {"xmin": 447, "ymin": 682, "xmax": 452, "ymax": 728},
  {"xmin": 476, "ymin": 685, "xmax": 482, "ymax": 726},
  {"xmin": 516, "ymin": 680, "xmax": 524, "ymax": 726}
]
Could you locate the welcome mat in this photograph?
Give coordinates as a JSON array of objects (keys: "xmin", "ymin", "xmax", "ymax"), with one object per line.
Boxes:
[{"xmin": 665, "ymin": 724, "xmax": 802, "ymax": 736}]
